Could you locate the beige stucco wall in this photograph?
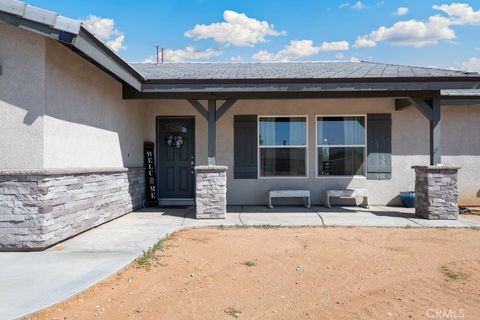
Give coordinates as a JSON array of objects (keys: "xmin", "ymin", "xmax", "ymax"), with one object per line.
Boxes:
[
  {"xmin": 0, "ymin": 23, "xmax": 45, "ymax": 169},
  {"xmin": 442, "ymin": 105, "xmax": 480, "ymax": 205},
  {"xmin": 145, "ymin": 99, "xmax": 480, "ymax": 206},
  {"xmin": 0, "ymin": 23, "xmax": 144, "ymax": 169},
  {"xmin": 43, "ymin": 39, "xmax": 144, "ymax": 168}
]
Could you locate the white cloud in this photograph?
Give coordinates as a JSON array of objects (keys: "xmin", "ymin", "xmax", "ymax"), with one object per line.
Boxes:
[
  {"xmin": 82, "ymin": 15, "xmax": 126, "ymax": 52},
  {"xmin": 106, "ymin": 34, "xmax": 125, "ymax": 52},
  {"xmin": 394, "ymin": 7, "xmax": 409, "ymax": 16},
  {"xmin": 461, "ymin": 57, "xmax": 480, "ymax": 72},
  {"xmin": 339, "ymin": 1, "xmax": 368, "ymax": 10},
  {"xmin": 352, "ymin": 1, "xmax": 367, "ymax": 10},
  {"xmin": 354, "ymin": 15, "xmax": 454, "ymax": 47},
  {"xmin": 433, "ymin": 3, "xmax": 480, "ymax": 25},
  {"xmin": 252, "ymin": 50, "xmax": 275, "ymax": 61},
  {"xmin": 185, "ymin": 10, "xmax": 286, "ymax": 47},
  {"xmin": 144, "ymin": 46, "xmax": 222, "ymax": 63},
  {"xmin": 319, "ymin": 41, "xmax": 350, "ymax": 51},
  {"xmin": 252, "ymin": 39, "xmax": 349, "ymax": 61},
  {"xmin": 354, "ymin": 3, "xmax": 480, "ymax": 48}
]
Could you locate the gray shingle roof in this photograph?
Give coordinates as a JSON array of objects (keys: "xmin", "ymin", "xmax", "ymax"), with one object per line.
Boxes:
[{"xmin": 130, "ymin": 61, "xmax": 479, "ymax": 81}]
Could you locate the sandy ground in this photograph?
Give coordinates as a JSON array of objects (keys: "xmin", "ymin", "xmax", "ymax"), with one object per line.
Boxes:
[
  {"xmin": 30, "ymin": 227, "xmax": 480, "ymax": 320},
  {"xmin": 462, "ymin": 207, "xmax": 480, "ymax": 222},
  {"xmin": 464, "ymin": 214, "xmax": 480, "ymax": 222}
]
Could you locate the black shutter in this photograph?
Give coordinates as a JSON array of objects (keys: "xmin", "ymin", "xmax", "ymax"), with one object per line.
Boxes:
[
  {"xmin": 367, "ymin": 114, "xmax": 392, "ymax": 180},
  {"xmin": 234, "ymin": 115, "xmax": 258, "ymax": 179}
]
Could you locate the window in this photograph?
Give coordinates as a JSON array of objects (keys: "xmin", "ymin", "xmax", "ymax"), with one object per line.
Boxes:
[
  {"xmin": 259, "ymin": 116, "xmax": 307, "ymax": 177},
  {"xmin": 317, "ymin": 116, "xmax": 366, "ymax": 176}
]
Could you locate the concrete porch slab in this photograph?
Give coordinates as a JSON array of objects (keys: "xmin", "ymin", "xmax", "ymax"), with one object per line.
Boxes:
[
  {"xmin": 239, "ymin": 205, "xmax": 324, "ymax": 226},
  {"xmin": 1, "ymin": 205, "xmax": 479, "ymax": 320}
]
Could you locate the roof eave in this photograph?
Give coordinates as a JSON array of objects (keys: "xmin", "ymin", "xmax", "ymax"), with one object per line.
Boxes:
[
  {"xmin": 0, "ymin": 9, "xmax": 144, "ymax": 90},
  {"xmin": 70, "ymin": 27, "xmax": 144, "ymax": 90},
  {"xmin": 143, "ymin": 76, "xmax": 480, "ymax": 85}
]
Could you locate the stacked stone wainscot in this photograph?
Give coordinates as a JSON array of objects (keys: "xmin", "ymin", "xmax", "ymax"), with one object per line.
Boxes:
[
  {"xmin": 0, "ymin": 167, "xmax": 144, "ymax": 250},
  {"xmin": 412, "ymin": 165, "xmax": 460, "ymax": 220},
  {"xmin": 195, "ymin": 165, "xmax": 227, "ymax": 219}
]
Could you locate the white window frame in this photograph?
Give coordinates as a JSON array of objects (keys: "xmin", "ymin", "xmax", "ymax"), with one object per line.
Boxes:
[
  {"xmin": 315, "ymin": 115, "xmax": 367, "ymax": 178},
  {"xmin": 258, "ymin": 115, "xmax": 308, "ymax": 179}
]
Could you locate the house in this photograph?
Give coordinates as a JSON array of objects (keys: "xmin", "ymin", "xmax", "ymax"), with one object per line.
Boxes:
[{"xmin": 1, "ymin": 0, "xmax": 480, "ymax": 250}]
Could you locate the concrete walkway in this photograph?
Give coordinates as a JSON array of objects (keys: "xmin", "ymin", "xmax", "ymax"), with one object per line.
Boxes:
[{"xmin": 1, "ymin": 206, "xmax": 479, "ymax": 319}]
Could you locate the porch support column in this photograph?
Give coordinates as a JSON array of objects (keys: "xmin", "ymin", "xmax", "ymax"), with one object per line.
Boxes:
[
  {"xmin": 187, "ymin": 98, "xmax": 237, "ymax": 165},
  {"xmin": 208, "ymin": 99, "xmax": 216, "ymax": 165},
  {"xmin": 396, "ymin": 96, "xmax": 442, "ymax": 165},
  {"xmin": 187, "ymin": 98, "xmax": 237, "ymax": 219},
  {"xmin": 402, "ymin": 95, "xmax": 461, "ymax": 220},
  {"xmin": 412, "ymin": 165, "xmax": 460, "ymax": 220},
  {"xmin": 430, "ymin": 97, "xmax": 441, "ymax": 166}
]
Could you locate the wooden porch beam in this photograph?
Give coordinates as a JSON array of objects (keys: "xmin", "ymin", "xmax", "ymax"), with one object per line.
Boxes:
[
  {"xmin": 216, "ymin": 99, "xmax": 237, "ymax": 121},
  {"xmin": 208, "ymin": 99, "xmax": 216, "ymax": 165},
  {"xmin": 188, "ymin": 98, "xmax": 239, "ymax": 165},
  {"xmin": 430, "ymin": 97, "xmax": 441, "ymax": 165},
  {"xmin": 397, "ymin": 96, "xmax": 441, "ymax": 165},
  {"xmin": 187, "ymin": 99, "xmax": 208, "ymax": 120},
  {"xmin": 407, "ymin": 97, "xmax": 433, "ymax": 120},
  {"xmin": 395, "ymin": 98, "xmax": 412, "ymax": 111}
]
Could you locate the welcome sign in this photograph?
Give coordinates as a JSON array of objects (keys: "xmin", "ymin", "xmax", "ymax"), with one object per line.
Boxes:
[{"xmin": 144, "ymin": 142, "xmax": 158, "ymax": 207}]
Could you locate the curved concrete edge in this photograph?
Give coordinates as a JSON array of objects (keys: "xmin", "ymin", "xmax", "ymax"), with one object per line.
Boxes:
[
  {"xmin": 6, "ymin": 207, "xmax": 480, "ymax": 320},
  {"xmin": 12, "ymin": 224, "xmax": 185, "ymax": 320}
]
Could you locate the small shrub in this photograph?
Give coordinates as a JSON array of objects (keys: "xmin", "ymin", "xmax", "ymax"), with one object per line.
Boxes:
[
  {"xmin": 254, "ymin": 224, "xmax": 279, "ymax": 229},
  {"xmin": 136, "ymin": 238, "xmax": 166, "ymax": 270},
  {"xmin": 225, "ymin": 307, "xmax": 242, "ymax": 318},
  {"xmin": 243, "ymin": 260, "xmax": 256, "ymax": 267},
  {"xmin": 441, "ymin": 266, "xmax": 470, "ymax": 281}
]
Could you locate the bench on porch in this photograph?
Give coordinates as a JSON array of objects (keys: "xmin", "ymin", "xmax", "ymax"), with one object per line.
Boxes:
[
  {"xmin": 325, "ymin": 189, "xmax": 369, "ymax": 209},
  {"xmin": 268, "ymin": 190, "xmax": 311, "ymax": 209}
]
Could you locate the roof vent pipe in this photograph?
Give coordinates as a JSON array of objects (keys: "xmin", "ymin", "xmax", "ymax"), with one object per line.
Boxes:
[{"xmin": 155, "ymin": 44, "xmax": 165, "ymax": 64}]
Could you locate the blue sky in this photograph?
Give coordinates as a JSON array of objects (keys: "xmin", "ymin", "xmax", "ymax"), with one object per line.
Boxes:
[{"xmin": 26, "ymin": 0, "xmax": 480, "ymax": 71}]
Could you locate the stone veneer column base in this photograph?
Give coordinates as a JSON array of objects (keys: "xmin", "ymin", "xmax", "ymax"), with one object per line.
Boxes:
[
  {"xmin": 412, "ymin": 165, "xmax": 461, "ymax": 220},
  {"xmin": 0, "ymin": 167, "xmax": 144, "ymax": 251},
  {"xmin": 195, "ymin": 165, "xmax": 227, "ymax": 219}
]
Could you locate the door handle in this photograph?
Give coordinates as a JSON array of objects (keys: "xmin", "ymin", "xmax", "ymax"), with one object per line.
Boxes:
[{"xmin": 191, "ymin": 160, "xmax": 195, "ymax": 175}]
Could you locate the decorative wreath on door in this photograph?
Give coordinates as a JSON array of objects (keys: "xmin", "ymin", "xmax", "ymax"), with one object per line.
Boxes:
[{"xmin": 166, "ymin": 134, "xmax": 184, "ymax": 148}]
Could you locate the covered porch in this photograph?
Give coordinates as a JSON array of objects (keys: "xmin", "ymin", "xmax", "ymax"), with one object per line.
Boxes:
[{"xmin": 129, "ymin": 62, "xmax": 480, "ymax": 220}]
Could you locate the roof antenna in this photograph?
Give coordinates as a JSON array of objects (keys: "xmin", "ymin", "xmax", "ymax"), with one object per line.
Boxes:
[{"xmin": 155, "ymin": 44, "xmax": 165, "ymax": 64}]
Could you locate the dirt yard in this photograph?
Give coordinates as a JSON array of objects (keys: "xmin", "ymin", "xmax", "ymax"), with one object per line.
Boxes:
[{"xmin": 30, "ymin": 227, "xmax": 480, "ymax": 320}]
